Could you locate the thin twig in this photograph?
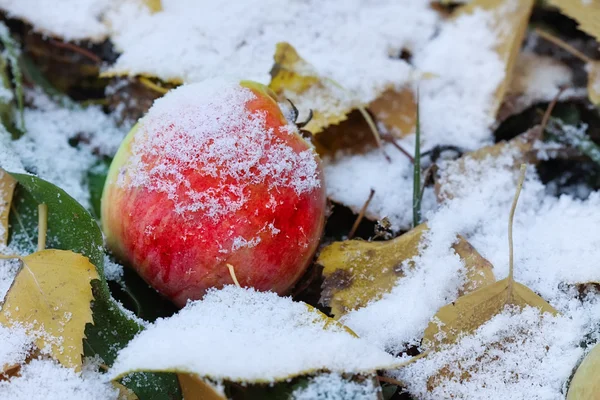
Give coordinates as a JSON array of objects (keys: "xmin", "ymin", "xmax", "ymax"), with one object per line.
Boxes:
[
  {"xmin": 540, "ymin": 87, "xmax": 566, "ymax": 135},
  {"xmin": 357, "ymin": 106, "xmax": 383, "ymax": 149},
  {"xmin": 377, "ymin": 376, "xmax": 405, "ymax": 386},
  {"xmin": 138, "ymin": 76, "xmax": 169, "ymax": 94},
  {"xmin": 48, "ymin": 39, "xmax": 102, "ymax": 64},
  {"xmin": 227, "ymin": 263, "xmax": 241, "ymax": 288},
  {"xmin": 507, "ymin": 164, "xmax": 527, "ymax": 301},
  {"xmin": 384, "ymin": 135, "xmax": 414, "ymax": 163},
  {"xmin": 535, "ymin": 29, "xmax": 592, "ymax": 64},
  {"xmin": 37, "ymin": 203, "xmax": 47, "ymax": 252},
  {"xmin": 349, "ymin": 189, "xmax": 375, "ymax": 239}
]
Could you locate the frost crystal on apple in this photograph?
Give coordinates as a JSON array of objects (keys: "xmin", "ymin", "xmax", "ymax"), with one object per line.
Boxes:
[{"xmin": 120, "ymin": 80, "xmax": 320, "ymax": 220}]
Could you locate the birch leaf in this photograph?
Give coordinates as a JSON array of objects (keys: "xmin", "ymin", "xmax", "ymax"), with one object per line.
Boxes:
[
  {"xmin": 0, "ymin": 170, "xmax": 16, "ymax": 245},
  {"xmin": 567, "ymin": 342, "xmax": 600, "ymax": 400},
  {"xmin": 318, "ymin": 224, "xmax": 494, "ymax": 319},
  {"xmin": 178, "ymin": 374, "xmax": 226, "ymax": 400},
  {"xmin": 588, "ymin": 61, "xmax": 600, "ymax": 105},
  {"xmin": 549, "ymin": 0, "xmax": 600, "ymax": 41},
  {"xmin": 269, "ymin": 42, "xmax": 361, "ymax": 135},
  {"xmin": 0, "ymin": 250, "xmax": 98, "ymax": 371}
]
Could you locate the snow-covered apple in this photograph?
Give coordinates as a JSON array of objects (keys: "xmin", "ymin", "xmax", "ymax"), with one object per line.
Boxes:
[{"xmin": 101, "ymin": 80, "xmax": 326, "ymax": 307}]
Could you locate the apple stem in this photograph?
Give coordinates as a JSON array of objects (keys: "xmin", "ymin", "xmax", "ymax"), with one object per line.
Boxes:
[
  {"xmin": 226, "ymin": 264, "xmax": 241, "ymax": 288},
  {"xmin": 37, "ymin": 203, "xmax": 48, "ymax": 252}
]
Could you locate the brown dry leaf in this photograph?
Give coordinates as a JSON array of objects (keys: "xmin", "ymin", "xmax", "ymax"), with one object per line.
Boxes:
[
  {"xmin": 589, "ymin": 61, "xmax": 600, "ymax": 105},
  {"xmin": 0, "ymin": 170, "xmax": 16, "ymax": 246},
  {"xmin": 549, "ymin": 0, "xmax": 600, "ymax": 41},
  {"xmin": 0, "ymin": 250, "xmax": 98, "ymax": 371},
  {"xmin": 457, "ymin": 0, "xmax": 535, "ymax": 117},
  {"xmin": 567, "ymin": 342, "xmax": 600, "ymax": 400},
  {"xmin": 369, "ymin": 87, "xmax": 417, "ymax": 138},
  {"xmin": 269, "ymin": 42, "xmax": 364, "ymax": 135},
  {"xmin": 178, "ymin": 374, "xmax": 226, "ymax": 400},
  {"xmin": 318, "ymin": 224, "xmax": 494, "ymax": 319}
]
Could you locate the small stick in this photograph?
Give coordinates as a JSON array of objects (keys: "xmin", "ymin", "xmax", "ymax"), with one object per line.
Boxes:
[
  {"xmin": 348, "ymin": 189, "xmax": 375, "ymax": 239},
  {"xmin": 384, "ymin": 135, "xmax": 415, "ymax": 163},
  {"xmin": 507, "ymin": 164, "xmax": 527, "ymax": 301},
  {"xmin": 540, "ymin": 87, "xmax": 566, "ymax": 135},
  {"xmin": 226, "ymin": 264, "xmax": 241, "ymax": 288},
  {"xmin": 535, "ymin": 29, "xmax": 593, "ymax": 64},
  {"xmin": 48, "ymin": 39, "xmax": 102, "ymax": 64},
  {"xmin": 37, "ymin": 204, "xmax": 47, "ymax": 252},
  {"xmin": 357, "ymin": 106, "xmax": 383, "ymax": 149},
  {"xmin": 377, "ymin": 375, "xmax": 405, "ymax": 386}
]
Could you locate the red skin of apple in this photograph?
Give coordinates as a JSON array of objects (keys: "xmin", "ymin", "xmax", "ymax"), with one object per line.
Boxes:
[{"xmin": 102, "ymin": 82, "xmax": 326, "ymax": 307}]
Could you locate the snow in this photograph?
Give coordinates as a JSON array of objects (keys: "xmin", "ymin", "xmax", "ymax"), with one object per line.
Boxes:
[
  {"xmin": 324, "ymin": 142, "xmax": 437, "ymax": 231},
  {"xmin": 12, "ymin": 89, "xmax": 126, "ymax": 210},
  {"xmin": 339, "ymin": 144, "xmax": 600, "ymax": 396},
  {"xmin": 0, "ymin": 0, "xmax": 114, "ymax": 42},
  {"xmin": 105, "ymin": 0, "xmax": 439, "ymax": 103},
  {"xmin": 0, "ymin": 323, "xmax": 31, "ymax": 371},
  {"xmin": 120, "ymin": 80, "xmax": 320, "ymax": 219},
  {"xmin": 0, "ymin": 359, "xmax": 118, "ymax": 400},
  {"xmin": 393, "ymin": 307, "xmax": 585, "ymax": 400},
  {"xmin": 109, "ymin": 286, "xmax": 400, "ymax": 382},
  {"xmin": 292, "ymin": 373, "xmax": 380, "ymax": 400}
]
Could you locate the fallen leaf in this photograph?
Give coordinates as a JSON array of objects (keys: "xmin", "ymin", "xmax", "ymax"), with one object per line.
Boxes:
[
  {"xmin": 436, "ymin": 127, "xmax": 540, "ymax": 201},
  {"xmin": 369, "ymin": 87, "xmax": 417, "ymax": 138},
  {"xmin": 0, "ymin": 170, "xmax": 16, "ymax": 246},
  {"xmin": 457, "ymin": 0, "xmax": 535, "ymax": 117},
  {"xmin": 0, "ymin": 250, "xmax": 98, "ymax": 371},
  {"xmin": 178, "ymin": 374, "xmax": 226, "ymax": 400},
  {"xmin": 318, "ymin": 224, "xmax": 494, "ymax": 319},
  {"xmin": 567, "ymin": 342, "xmax": 600, "ymax": 400},
  {"xmin": 548, "ymin": 0, "xmax": 600, "ymax": 41},
  {"xmin": 109, "ymin": 286, "xmax": 401, "ymax": 384},
  {"xmin": 269, "ymin": 42, "xmax": 368, "ymax": 136},
  {"xmin": 143, "ymin": 0, "xmax": 162, "ymax": 13},
  {"xmin": 113, "ymin": 382, "xmax": 139, "ymax": 400}
]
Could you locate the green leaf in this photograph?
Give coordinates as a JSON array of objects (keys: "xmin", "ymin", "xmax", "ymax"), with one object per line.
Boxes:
[
  {"xmin": 7, "ymin": 172, "xmax": 182, "ymax": 400},
  {"xmin": 88, "ymin": 160, "xmax": 111, "ymax": 221}
]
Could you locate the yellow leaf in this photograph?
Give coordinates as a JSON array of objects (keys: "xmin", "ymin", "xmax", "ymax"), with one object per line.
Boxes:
[
  {"xmin": 0, "ymin": 170, "xmax": 16, "ymax": 246},
  {"xmin": 458, "ymin": 0, "xmax": 535, "ymax": 117},
  {"xmin": 549, "ymin": 0, "xmax": 600, "ymax": 41},
  {"xmin": 318, "ymin": 224, "xmax": 495, "ymax": 319},
  {"xmin": 567, "ymin": 342, "xmax": 600, "ymax": 400},
  {"xmin": 436, "ymin": 127, "xmax": 540, "ymax": 201},
  {"xmin": 178, "ymin": 374, "xmax": 226, "ymax": 400},
  {"xmin": 0, "ymin": 250, "xmax": 99, "ymax": 370},
  {"xmin": 143, "ymin": 0, "xmax": 162, "ymax": 13},
  {"xmin": 269, "ymin": 42, "xmax": 361, "ymax": 135},
  {"xmin": 368, "ymin": 87, "xmax": 417, "ymax": 138},
  {"xmin": 422, "ymin": 278, "xmax": 557, "ymax": 349},
  {"xmin": 113, "ymin": 382, "xmax": 139, "ymax": 400},
  {"xmin": 589, "ymin": 61, "xmax": 600, "ymax": 105}
]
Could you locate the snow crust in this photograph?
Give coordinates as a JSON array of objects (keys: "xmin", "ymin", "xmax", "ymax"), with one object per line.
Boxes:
[
  {"xmin": 120, "ymin": 80, "xmax": 320, "ymax": 219},
  {"xmin": 109, "ymin": 286, "xmax": 399, "ymax": 382}
]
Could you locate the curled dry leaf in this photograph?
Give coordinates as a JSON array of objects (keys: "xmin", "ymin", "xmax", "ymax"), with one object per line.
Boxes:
[
  {"xmin": 269, "ymin": 42, "xmax": 362, "ymax": 135},
  {"xmin": 0, "ymin": 170, "xmax": 16, "ymax": 246},
  {"xmin": 567, "ymin": 342, "xmax": 600, "ymax": 400},
  {"xmin": 143, "ymin": 0, "xmax": 162, "ymax": 13},
  {"xmin": 458, "ymin": 0, "xmax": 535, "ymax": 118},
  {"xmin": 318, "ymin": 224, "xmax": 494, "ymax": 319},
  {"xmin": 0, "ymin": 250, "xmax": 99, "ymax": 371},
  {"xmin": 368, "ymin": 87, "xmax": 417, "ymax": 138}
]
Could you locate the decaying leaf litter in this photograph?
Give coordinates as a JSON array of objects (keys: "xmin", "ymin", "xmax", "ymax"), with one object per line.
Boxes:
[{"xmin": 0, "ymin": 0, "xmax": 599, "ymax": 399}]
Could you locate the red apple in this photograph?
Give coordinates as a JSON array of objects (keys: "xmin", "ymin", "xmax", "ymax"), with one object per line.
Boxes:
[{"xmin": 101, "ymin": 80, "xmax": 326, "ymax": 307}]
